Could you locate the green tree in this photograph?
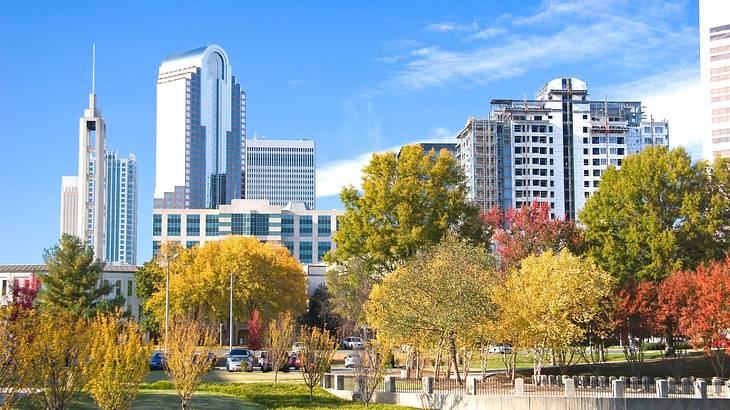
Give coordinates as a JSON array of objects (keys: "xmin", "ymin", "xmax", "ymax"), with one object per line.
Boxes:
[
  {"xmin": 133, "ymin": 260, "xmax": 165, "ymax": 335},
  {"xmin": 38, "ymin": 234, "xmax": 111, "ymax": 318},
  {"xmin": 326, "ymin": 145, "xmax": 489, "ymax": 324},
  {"xmin": 580, "ymin": 147, "xmax": 730, "ymax": 283},
  {"xmin": 366, "ymin": 234, "xmax": 499, "ymax": 384},
  {"xmin": 298, "ymin": 284, "xmax": 343, "ymax": 332}
]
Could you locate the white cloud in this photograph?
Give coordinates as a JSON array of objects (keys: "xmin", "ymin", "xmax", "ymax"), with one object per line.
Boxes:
[
  {"xmin": 316, "ymin": 129, "xmax": 456, "ymax": 198},
  {"xmin": 385, "ymin": 0, "xmax": 696, "ymax": 91},
  {"xmin": 424, "ymin": 22, "xmax": 478, "ymax": 33},
  {"xmin": 594, "ymin": 66, "xmax": 703, "ymax": 158},
  {"xmin": 465, "ymin": 27, "xmax": 507, "ymax": 41}
]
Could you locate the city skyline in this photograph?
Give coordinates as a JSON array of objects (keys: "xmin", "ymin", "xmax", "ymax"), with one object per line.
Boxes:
[{"xmin": 0, "ymin": 0, "xmax": 704, "ymax": 263}]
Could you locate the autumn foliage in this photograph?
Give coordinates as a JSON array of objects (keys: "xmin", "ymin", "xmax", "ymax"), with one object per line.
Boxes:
[{"xmin": 482, "ymin": 200, "xmax": 583, "ymax": 271}]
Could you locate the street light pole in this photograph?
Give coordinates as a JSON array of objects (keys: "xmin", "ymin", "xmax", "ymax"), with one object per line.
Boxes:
[
  {"xmin": 164, "ymin": 254, "xmax": 170, "ymax": 351},
  {"xmin": 229, "ymin": 271, "xmax": 234, "ymax": 351}
]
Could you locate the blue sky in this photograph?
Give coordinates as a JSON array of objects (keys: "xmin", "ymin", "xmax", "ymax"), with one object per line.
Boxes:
[{"xmin": 0, "ymin": 0, "xmax": 701, "ymax": 263}]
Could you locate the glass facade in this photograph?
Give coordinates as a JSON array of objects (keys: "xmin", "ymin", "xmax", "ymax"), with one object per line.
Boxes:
[
  {"xmin": 186, "ymin": 215, "xmax": 200, "ymax": 236},
  {"xmin": 283, "ymin": 241, "xmax": 295, "ymax": 256},
  {"xmin": 231, "ymin": 213, "xmax": 270, "ymax": 236},
  {"xmin": 153, "ymin": 214, "xmax": 162, "ymax": 236},
  {"xmin": 299, "ymin": 215, "xmax": 312, "ymax": 236},
  {"xmin": 152, "ymin": 240, "xmax": 161, "ymax": 257},
  {"xmin": 205, "ymin": 215, "xmax": 219, "ymax": 236},
  {"xmin": 281, "ymin": 214, "xmax": 294, "ymax": 236},
  {"xmin": 299, "ymin": 241, "xmax": 312, "ymax": 263},
  {"xmin": 318, "ymin": 215, "xmax": 331, "ymax": 237},
  {"xmin": 317, "ymin": 241, "xmax": 331, "ymax": 261},
  {"xmin": 186, "ymin": 240, "xmax": 199, "ymax": 248},
  {"xmin": 167, "ymin": 214, "xmax": 181, "ymax": 236}
]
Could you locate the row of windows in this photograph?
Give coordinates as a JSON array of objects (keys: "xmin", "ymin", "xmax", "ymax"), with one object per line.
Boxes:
[{"xmin": 154, "ymin": 213, "xmax": 334, "ymax": 238}]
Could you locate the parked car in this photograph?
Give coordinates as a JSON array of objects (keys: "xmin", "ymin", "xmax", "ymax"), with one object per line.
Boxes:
[
  {"xmin": 288, "ymin": 353, "xmax": 302, "ymax": 370},
  {"xmin": 292, "ymin": 342, "xmax": 306, "ymax": 354},
  {"xmin": 226, "ymin": 348, "xmax": 254, "ymax": 372},
  {"xmin": 340, "ymin": 336, "xmax": 364, "ymax": 350},
  {"xmin": 258, "ymin": 351, "xmax": 272, "ymax": 372},
  {"xmin": 148, "ymin": 352, "xmax": 166, "ymax": 370},
  {"xmin": 488, "ymin": 344, "xmax": 512, "ymax": 354},
  {"xmin": 344, "ymin": 353, "xmax": 361, "ymax": 368}
]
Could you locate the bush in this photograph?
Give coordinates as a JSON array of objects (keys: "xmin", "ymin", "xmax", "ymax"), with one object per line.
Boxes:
[{"xmin": 642, "ymin": 342, "xmax": 665, "ymax": 351}]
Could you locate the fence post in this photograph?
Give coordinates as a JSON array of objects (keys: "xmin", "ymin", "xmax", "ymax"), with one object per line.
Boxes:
[
  {"xmin": 467, "ymin": 376, "xmax": 479, "ymax": 395},
  {"xmin": 656, "ymin": 379, "xmax": 668, "ymax": 398},
  {"xmin": 564, "ymin": 378, "xmax": 575, "ymax": 397},
  {"xmin": 335, "ymin": 374, "xmax": 345, "ymax": 391},
  {"xmin": 680, "ymin": 377, "xmax": 691, "ymax": 394},
  {"xmin": 514, "ymin": 377, "xmax": 525, "ymax": 396},
  {"xmin": 590, "ymin": 376, "xmax": 597, "ymax": 389},
  {"xmin": 724, "ymin": 380, "xmax": 730, "ymax": 398},
  {"xmin": 667, "ymin": 377, "xmax": 676, "ymax": 394},
  {"xmin": 422, "ymin": 377, "xmax": 434, "ymax": 395},
  {"xmin": 695, "ymin": 378, "xmax": 707, "ymax": 399},
  {"xmin": 612, "ymin": 379, "xmax": 625, "ymax": 399},
  {"xmin": 400, "ymin": 369, "xmax": 408, "ymax": 379},
  {"xmin": 711, "ymin": 377, "xmax": 722, "ymax": 396},
  {"xmin": 548, "ymin": 375, "xmax": 555, "ymax": 386},
  {"xmin": 598, "ymin": 376, "xmax": 606, "ymax": 388},
  {"xmin": 323, "ymin": 373, "xmax": 333, "ymax": 389},
  {"xmin": 540, "ymin": 374, "xmax": 548, "ymax": 386},
  {"xmin": 384, "ymin": 375, "xmax": 396, "ymax": 393}
]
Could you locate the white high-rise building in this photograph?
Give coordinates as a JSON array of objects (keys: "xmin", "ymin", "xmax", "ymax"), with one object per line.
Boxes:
[
  {"xmin": 59, "ymin": 176, "xmax": 79, "ymax": 237},
  {"xmin": 701, "ymin": 0, "xmax": 730, "ymax": 161},
  {"xmin": 627, "ymin": 118, "xmax": 669, "ymax": 154},
  {"xmin": 105, "ymin": 152, "xmax": 138, "ymax": 265},
  {"xmin": 154, "ymin": 44, "xmax": 245, "ymax": 209},
  {"xmin": 244, "ymin": 139, "xmax": 316, "ymax": 209}
]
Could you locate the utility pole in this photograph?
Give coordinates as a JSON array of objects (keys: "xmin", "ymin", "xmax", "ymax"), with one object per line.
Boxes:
[{"xmin": 229, "ymin": 271, "xmax": 234, "ymax": 351}]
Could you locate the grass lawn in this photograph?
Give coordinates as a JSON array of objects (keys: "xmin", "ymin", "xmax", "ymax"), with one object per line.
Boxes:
[{"xmin": 146, "ymin": 368, "xmax": 305, "ymax": 384}]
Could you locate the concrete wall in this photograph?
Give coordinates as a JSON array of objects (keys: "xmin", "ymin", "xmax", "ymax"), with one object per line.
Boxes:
[{"xmin": 328, "ymin": 389, "xmax": 730, "ymax": 410}]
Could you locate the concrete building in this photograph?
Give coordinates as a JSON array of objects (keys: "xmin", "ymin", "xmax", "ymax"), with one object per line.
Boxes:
[
  {"xmin": 701, "ymin": 0, "xmax": 730, "ymax": 161},
  {"xmin": 152, "ymin": 199, "xmax": 342, "ymax": 264},
  {"xmin": 59, "ymin": 91, "xmax": 107, "ymax": 259},
  {"xmin": 105, "ymin": 152, "xmax": 138, "ymax": 265},
  {"xmin": 59, "ymin": 176, "xmax": 79, "ymax": 237},
  {"xmin": 457, "ymin": 77, "xmax": 664, "ymax": 219},
  {"xmin": 154, "ymin": 44, "xmax": 245, "ymax": 209},
  {"xmin": 0, "ymin": 264, "xmax": 141, "ymax": 319},
  {"xmin": 627, "ymin": 118, "xmax": 670, "ymax": 154},
  {"xmin": 244, "ymin": 139, "xmax": 316, "ymax": 209}
]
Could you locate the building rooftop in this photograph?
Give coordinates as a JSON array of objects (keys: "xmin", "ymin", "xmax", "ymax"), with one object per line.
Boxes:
[{"xmin": 0, "ymin": 264, "xmax": 139, "ymax": 273}]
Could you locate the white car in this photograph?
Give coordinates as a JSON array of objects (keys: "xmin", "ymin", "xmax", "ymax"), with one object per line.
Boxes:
[
  {"xmin": 292, "ymin": 342, "xmax": 306, "ymax": 354},
  {"xmin": 344, "ymin": 353, "xmax": 361, "ymax": 368},
  {"xmin": 341, "ymin": 336, "xmax": 364, "ymax": 350},
  {"xmin": 488, "ymin": 344, "xmax": 512, "ymax": 354},
  {"xmin": 226, "ymin": 348, "xmax": 254, "ymax": 372}
]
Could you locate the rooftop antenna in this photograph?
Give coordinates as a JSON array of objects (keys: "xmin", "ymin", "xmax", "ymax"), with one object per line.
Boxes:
[{"xmin": 91, "ymin": 43, "xmax": 96, "ymax": 94}]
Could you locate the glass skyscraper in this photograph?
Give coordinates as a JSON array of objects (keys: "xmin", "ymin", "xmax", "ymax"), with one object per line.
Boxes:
[
  {"xmin": 105, "ymin": 152, "xmax": 137, "ymax": 265},
  {"xmin": 154, "ymin": 44, "xmax": 245, "ymax": 209}
]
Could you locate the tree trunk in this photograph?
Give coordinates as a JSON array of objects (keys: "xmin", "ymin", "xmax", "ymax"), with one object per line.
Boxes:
[
  {"xmin": 448, "ymin": 335, "xmax": 462, "ymax": 384},
  {"xmin": 274, "ymin": 369, "xmax": 279, "ymax": 384}
]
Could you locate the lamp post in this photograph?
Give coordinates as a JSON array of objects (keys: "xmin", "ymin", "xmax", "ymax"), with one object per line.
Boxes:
[
  {"xmin": 229, "ymin": 271, "xmax": 234, "ymax": 351},
  {"xmin": 163, "ymin": 250, "xmax": 178, "ymax": 352}
]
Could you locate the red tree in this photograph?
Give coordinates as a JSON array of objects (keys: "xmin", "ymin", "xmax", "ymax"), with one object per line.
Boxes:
[
  {"xmin": 247, "ymin": 309, "xmax": 263, "ymax": 350},
  {"xmin": 677, "ymin": 258, "xmax": 730, "ymax": 377},
  {"xmin": 614, "ymin": 280, "xmax": 657, "ymax": 375},
  {"xmin": 482, "ymin": 200, "xmax": 583, "ymax": 271},
  {"xmin": 656, "ymin": 269, "xmax": 695, "ymax": 351}
]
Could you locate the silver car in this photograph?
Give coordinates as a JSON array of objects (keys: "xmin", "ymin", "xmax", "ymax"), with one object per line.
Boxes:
[{"xmin": 226, "ymin": 348, "xmax": 254, "ymax": 372}]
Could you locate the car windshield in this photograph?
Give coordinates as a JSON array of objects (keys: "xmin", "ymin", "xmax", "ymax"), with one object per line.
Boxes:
[
  {"xmin": 152, "ymin": 353, "xmax": 163, "ymax": 358},
  {"xmin": 229, "ymin": 349, "xmax": 249, "ymax": 356}
]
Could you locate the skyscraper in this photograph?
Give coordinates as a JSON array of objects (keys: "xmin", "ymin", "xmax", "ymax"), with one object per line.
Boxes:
[
  {"xmin": 59, "ymin": 176, "xmax": 79, "ymax": 237},
  {"xmin": 154, "ymin": 44, "xmax": 245, "ymax": 209},
  {"xmin": 456, "ymin": 77, "xmax": 666, "ymax": 219},
  {"xmin": 105, "ymin": 152, "xmax": 138, "ymax": 265},
  {"xmin": 700, "ymin": 0, "xmax": 730, "ymax": 161},
  {"xmin": 244, "ymin": 139, "xmax": 316, "ymax": 209}
]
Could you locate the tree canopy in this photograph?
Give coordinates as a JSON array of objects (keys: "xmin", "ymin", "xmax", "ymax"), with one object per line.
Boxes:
[
  {"xmin": 37, "ymin": 234, "xmax": 112, "ymax": 318},
  {"xmin": 580, "ymin": 146, "xmax": 730, "ymax": 283}
]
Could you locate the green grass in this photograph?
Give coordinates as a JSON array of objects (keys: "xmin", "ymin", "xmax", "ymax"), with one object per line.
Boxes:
[{"xmin": 466, "ymin": 349, "xmax": 665, "ymax": 371}]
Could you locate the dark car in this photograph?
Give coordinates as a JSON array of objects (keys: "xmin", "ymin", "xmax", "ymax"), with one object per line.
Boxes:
[{"xmin": 149, "ymin": 352, "xmax": 166, "ymax": 370}]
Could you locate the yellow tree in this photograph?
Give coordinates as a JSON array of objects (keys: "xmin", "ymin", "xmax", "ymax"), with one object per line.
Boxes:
[
  {"xmin": 145, "ymin": 237, "xmax": 307, "ymax": 328},
  {"xmin": 493, "ymin": 251, "xmax": 614, "ymax": 381},
  {"xmin": 299, "ymin": 325, "xmax": 336, "ymax": 401},
  {"xmin": 84, "ymin": 313, "xmax": 152, "ymax": 410},
  {"xmin": 0, "ymin": 307, "xmax": 35, "ymax": 410},
  {"xmin": 266, "ymin": 311, "xmax": 296, "ymax": 383},
  {"xmin": 366, "ymin": 234, "xmax": 499, "ymax": 384},
  {"xmin": 165, "ymin": 316, "xmax": 216, "ymax": 410}
]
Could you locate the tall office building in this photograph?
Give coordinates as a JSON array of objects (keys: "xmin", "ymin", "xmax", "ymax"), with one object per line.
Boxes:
[
  {"xmin": 59, "ymin": 92, "xmax": 107, "ymax": 259},
  {"xmin": 105, "ymin": 152, "xmax": 138, "ymax": 265},
  {"xmin": 457, "ymin": 77, "xmax": 665, "ymax": 219},
  {"xmin": 700, "ymin": 0, "xmax": 730, "ymax": 161},
  {"xmin": 627, "ymin": 118, "xmax": 669, "ymax": 154},
  {"xmin": 244, "ymin": 139, "xmax": 316, "ymax": 209},
  {"xmin": 59, "ymin": 176, "xmax": 79, "ymax": 237},
  {"xmin": 154, "ymin": 44, "xmax": 245, "ymax": 209}
]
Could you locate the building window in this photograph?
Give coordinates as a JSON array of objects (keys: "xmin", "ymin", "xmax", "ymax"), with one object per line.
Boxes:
[
  {"xmin": 206, "ymin": 215, "xmax": 219, "ymax": 236},
  {"xmin": 153, "ymin": 214, "xmax": 162, "ymax": 236},
  {"xmin": 283, "ymin": 241, "xmax": 295, "ymax": 256},
  {"xmin": 299, "ymin": 241, "xmax": 313, "ymax": 263},
  {"xmin": 167, "ymin": 214, "xmax": 181, "ymax": 236},
  {"xmin": 115, "ymin": 280, "xmax": 122, "ymax": 297},
  {"xmin": 127, "ymin": 279, "xmax": 133, "ymax": 297},
  {"xmin": 299, "ymin": 216, "xmax": 312, "ymax": 237},
  {"xmin": 186, "ymin": 215, "xmax": 200, "ymax": 236},
  {"xmin": 282, "ymin": 215, "xmax": 294, "ymax": 236},
  {"xmin": 318, "ymin": 216, "xmax": 331, "ymax": 237},
  {"xmin": 152, "ymin": 241, "xmax": 161, "ymax": 257},
  {"xmin": 317, "ymin": 241, "xmax": 332, "ymax": 261},
  {"xmin": 186, "ymin": 241, "xmax": 199, "ymax": 248}
]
